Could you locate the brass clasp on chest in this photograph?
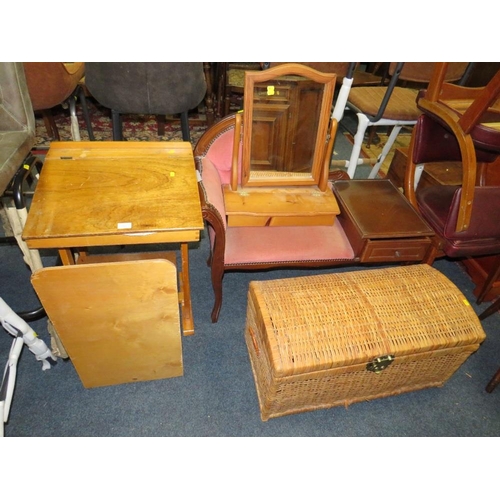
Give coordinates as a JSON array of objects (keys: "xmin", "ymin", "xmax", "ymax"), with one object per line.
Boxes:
[{"xmin": 367, "ymin": 355, "xmax": 395, "ymax": 374}]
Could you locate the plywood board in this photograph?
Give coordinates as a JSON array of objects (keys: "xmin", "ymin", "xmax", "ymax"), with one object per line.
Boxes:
[{"xmin": 31, "ymin": 259, "xmax": 182, "ymax": 388}]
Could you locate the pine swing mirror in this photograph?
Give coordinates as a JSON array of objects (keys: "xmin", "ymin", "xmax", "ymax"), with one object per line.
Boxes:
[{"xmin": 238, "ymin": 63, "xmax": 337, "ymax": 191}]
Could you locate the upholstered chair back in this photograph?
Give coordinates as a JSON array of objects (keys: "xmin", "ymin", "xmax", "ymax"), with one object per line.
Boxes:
[{"xmin": 85, "ymin": 62, "xmax": 207, "ymax": 116}]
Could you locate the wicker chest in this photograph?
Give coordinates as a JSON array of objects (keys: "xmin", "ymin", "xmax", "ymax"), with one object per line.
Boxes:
[{"xmin": 245, "ymin": 265, "xmax": 486, "ymax": 421}]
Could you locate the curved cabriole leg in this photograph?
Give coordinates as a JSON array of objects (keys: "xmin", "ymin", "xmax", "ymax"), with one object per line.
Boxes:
[
  {"xmin": 201, "ymin": 205, "xmax": 227, "ymax": 323},
  {"xmin": 451, "ymin": 130, "xmax": 477, "ymax": 233},
  {"xmin": 210, "ymin": 262, "xmax": 224, "ymax": 323},
  {"xmin": 208, "ymin": 228, "xmax": 225, "ymax": 323}
]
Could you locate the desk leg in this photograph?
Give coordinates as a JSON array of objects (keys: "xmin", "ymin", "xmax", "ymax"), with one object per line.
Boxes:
[
  {"xmin": 58, "ymin": 248, "xmax": 89, "ymax": 266},
  {"xmin": 58, "ymin": 249, "xmax": 75, "ymax": 265},
  {"xmin": 179, "ymin": 243, "xmax": 194, "ymax": 336}
]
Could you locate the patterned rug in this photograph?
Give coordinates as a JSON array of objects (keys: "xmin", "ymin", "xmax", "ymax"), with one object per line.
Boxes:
[
  {"xmin": 34, "ymin": 98, "xmax": 209, "ymax": 149},
  {"xmin": 34, "ymin": 99, "xmax": 412, "ymax": 180}
]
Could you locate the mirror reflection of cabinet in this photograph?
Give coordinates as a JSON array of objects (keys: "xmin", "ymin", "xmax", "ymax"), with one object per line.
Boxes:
[
  {"xmin": 240, "ymin": 64, "xmax": 336, "ymax": 189},
  {"xmin": 250, "ymin": 78, "xmax": 323, "ymax": 175}
]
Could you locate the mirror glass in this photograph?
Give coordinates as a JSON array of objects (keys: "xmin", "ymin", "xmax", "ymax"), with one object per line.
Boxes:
[{"xmin": 241, "ymin": 65, "xmax": 335, "ymax": 187}]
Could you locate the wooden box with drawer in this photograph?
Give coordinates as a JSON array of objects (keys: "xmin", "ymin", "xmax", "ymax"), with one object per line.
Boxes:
[
  {"xmin": 332, "ymin": 179, "xmax": 434, "ymax": 263},
  {"xmin": 385, "ymin": 147, "xmax": 463, "ymax": 190}
]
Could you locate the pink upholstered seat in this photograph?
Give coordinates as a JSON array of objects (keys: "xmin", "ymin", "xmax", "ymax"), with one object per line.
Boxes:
[
  {"xmin": 194, "ymin": 114, "xmax": 355, "ymax": 322},
  {"xmin": 224, "ymin": 221, "xmax": 353, "ymax": 265}
]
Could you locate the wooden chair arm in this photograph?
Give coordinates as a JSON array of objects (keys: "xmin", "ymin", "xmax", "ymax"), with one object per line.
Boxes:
[
  {"xmin": 403, "ymin": 126, "xmax": 420, "ymax": 211},
  {"xmin": 195, "ymin": 154, "xmax": 228, "ymax": 238},
  {"xmin": 193, "ymin": 113, "xmax": 236, "ymax": 158},
  {"xmin": 425, "ymin": 62, "xmax": 449, "ymax": 102},
  {"xmin": 197, "ymin": 178, "xmax": 226, "ymax": 233},
  {"xmin": 418, "ymin": 98, "xmax": 477, "ymax": 232},
  {"xmin": 459, "ymin": 69, "xmax": 500, "ymax": 133},
  {"xmin": 63, "ymin": 62, "xmax": 85, "ymax": 77},
  {"xmin": 417, "ymin": 66, "xmax": 500, "ymax": 232}
]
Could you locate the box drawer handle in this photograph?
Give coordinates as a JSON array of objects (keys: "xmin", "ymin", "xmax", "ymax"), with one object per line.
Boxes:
[{"xmin": 248, "ymin": 327, "xmax": 260, "ymax": 356}]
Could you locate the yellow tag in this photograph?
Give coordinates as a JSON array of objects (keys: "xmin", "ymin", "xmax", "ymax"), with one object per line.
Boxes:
[
  {"xmin": 170, "ymin": 171, "xmax": 175, "ymax": 177},
  {"xmin": 463, "ymin": 299, "xmax": 470, "ymax": 306},
  {"xmin": 237, "ymin": 109, "xmax": 244, "ymax": 113},
  {"xmin": 267, "ymin": 85, "xmax": 275, "ymax": 96},
  {"xmin": 23, "ymin": 164, "xmax": 30, "ymax": 170}
]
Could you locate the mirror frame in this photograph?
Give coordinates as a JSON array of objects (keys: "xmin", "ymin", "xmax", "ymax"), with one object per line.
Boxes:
[{"xmin": 240, "ymin": 63, "xmax": 336, "ymax": 188}]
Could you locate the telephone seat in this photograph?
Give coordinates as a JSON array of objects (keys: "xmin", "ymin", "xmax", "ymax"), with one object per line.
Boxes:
[{"xmin": 194, "ymin": 114, "xmax": 356, "ymax": 322}]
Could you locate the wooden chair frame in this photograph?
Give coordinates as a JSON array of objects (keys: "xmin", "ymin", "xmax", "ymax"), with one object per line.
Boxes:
[{"xmin": 411, "ymin": 63, "xmax": 500, "ymax": 233}]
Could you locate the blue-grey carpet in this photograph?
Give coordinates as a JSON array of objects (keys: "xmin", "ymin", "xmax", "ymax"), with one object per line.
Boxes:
[{"xmin": 1, "ymin": 230, "xmax": 499, "ymax": 438}]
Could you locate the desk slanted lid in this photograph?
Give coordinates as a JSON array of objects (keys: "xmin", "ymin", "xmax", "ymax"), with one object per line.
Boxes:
[{"xmin": 23, "ymin": 142, "xmax": 203, "ymax": 247}]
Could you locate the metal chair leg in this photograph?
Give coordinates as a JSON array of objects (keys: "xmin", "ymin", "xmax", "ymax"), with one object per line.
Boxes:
[
  {"xmin": 180, "ymin": 111, "xmax": 190, "ymax": 142},
  {"xmin": 68, "ymin": 96, "xmax": 81, "ymax": 141},
  {"xmin": 78, "ymin": 86, "xmax": 95, "ymax": 140},
  {"xmin": 4, "ymin": 156, "xmax": 44, "ymax": 273},
  {"xmin": 346, "ymin": 113, "xmax": 370, "ymax": 178},
  {"xmin": 368, "ymin": 125, "xmax": 403, "ymax": 179},
  {"xmin": 111, "ymin": 110, "xmax": 123, "ymax": 141},
  {"xmin": 157, "ymin": 115, "xmax": 166, "ymax": 136},
  {"xmin": 1, "ymin": 156, "xmax": 46, "ymax": 321}
]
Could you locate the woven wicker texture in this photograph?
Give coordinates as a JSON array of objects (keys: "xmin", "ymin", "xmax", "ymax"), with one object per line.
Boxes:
[{"xmin": 245, "ymin": 264, "xmax": 486, "ymax": 420}]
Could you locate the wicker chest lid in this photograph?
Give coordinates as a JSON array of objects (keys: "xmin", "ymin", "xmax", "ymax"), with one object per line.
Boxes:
[{"xmin": 248, "ymin": 264, "xmax": 486, "ymax": 376}]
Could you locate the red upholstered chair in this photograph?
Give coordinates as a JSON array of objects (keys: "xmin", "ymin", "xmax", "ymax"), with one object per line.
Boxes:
[
  {"xmin": 403, "ymin": 63, "xmax": 500, "ymax": 266},
  {"xmin": 194, "ymin": 114, "xmax": 355, "ymax": 322}
]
